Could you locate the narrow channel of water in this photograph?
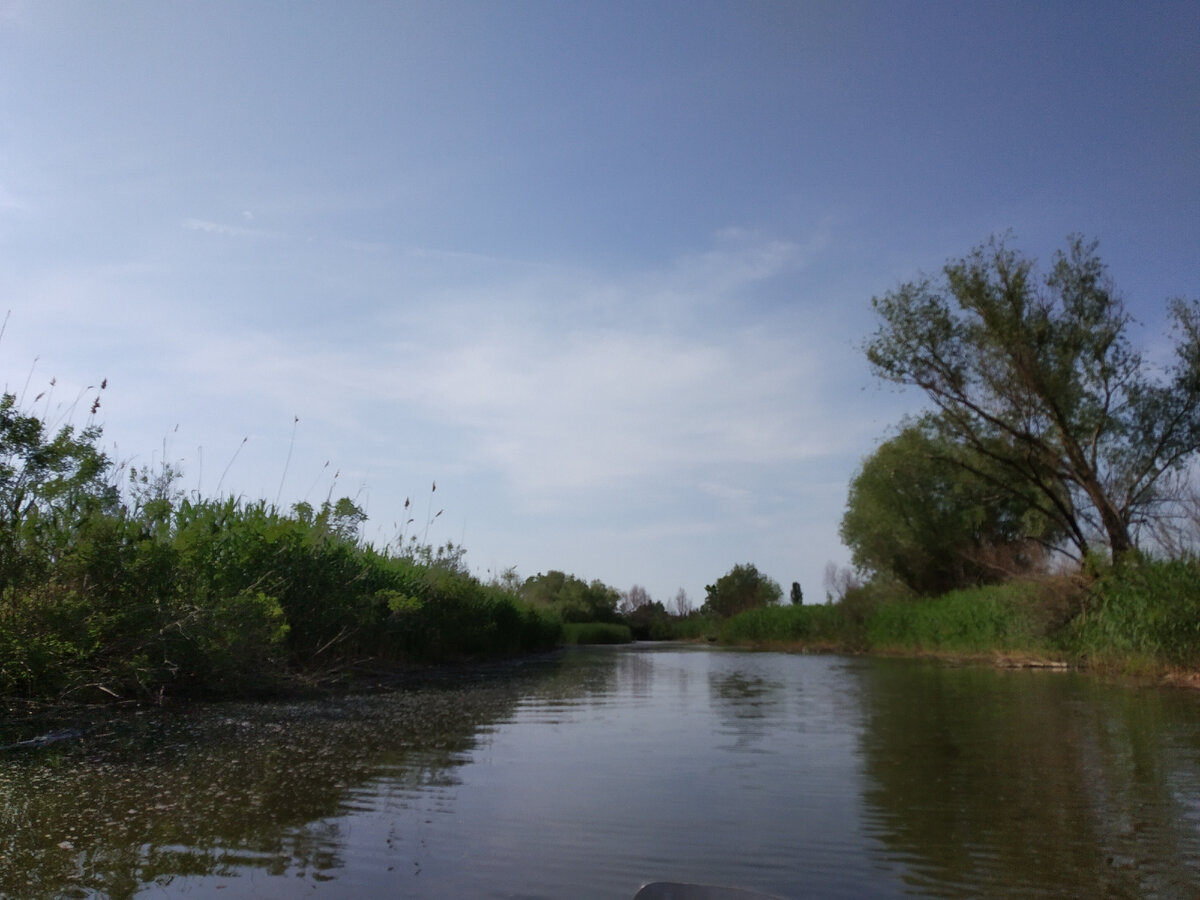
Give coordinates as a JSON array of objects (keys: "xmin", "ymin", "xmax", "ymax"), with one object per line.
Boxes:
[{"xmin": 3, "ymin": 646, "xmax": 1200, "ymax": 898}]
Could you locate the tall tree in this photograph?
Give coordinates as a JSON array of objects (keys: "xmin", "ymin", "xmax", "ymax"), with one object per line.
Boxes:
[
  {"xmin": 702, "ymin": 563, "xmax": 782, "ymax": 618},
  {"xmin": 866, "ymin": 236, "xmax": 1200, "ymax": 562}
]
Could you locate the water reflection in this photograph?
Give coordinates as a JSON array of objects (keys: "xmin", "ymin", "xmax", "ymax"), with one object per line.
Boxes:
[
  {"xmin": 5, "ymin": 649, "xmax": 1200, "ymax": 899},
  {"xmin": 856, "ymin": 660, "xmax": 1200, "ymax": 898},
  {"xmin": 708, "ymin": 667, "xmax": 785, "ymax": 756}
]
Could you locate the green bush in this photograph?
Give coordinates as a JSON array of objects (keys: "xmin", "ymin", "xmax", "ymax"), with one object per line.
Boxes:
[
  {"xmin": 161, "ymin": 592, "xmax": 291, "ymax": 694},
  {"xmin": 561, "ymin": 622, "xmax": 633, "ymax": 645},
  {"xmin": 0, "ymin": 384, "xmax": 562, "ymax": 701}
]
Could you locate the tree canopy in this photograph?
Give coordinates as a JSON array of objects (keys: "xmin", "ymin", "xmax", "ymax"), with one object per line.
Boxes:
[
  {"xmin": 866, "ymin": 236, "xmax": 1200, "ymax": 562},
  {"xmin": 840, "ymin": 419, "xmax": 1058, "ymax": 595},
  {"xmin": 521, "ymin": 570, "xmax": 621, "ymax": 623},
  {"xmin": 702, "ymin": 563, "xmax": 782, "ymax": 618}
]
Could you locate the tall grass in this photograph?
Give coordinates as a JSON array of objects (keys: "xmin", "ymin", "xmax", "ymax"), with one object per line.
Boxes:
[
  {"xmin": 715, "ymin": 575, "xmax": 1090, "ymax": 661},
  {"xmin": 669, "ymin": 615, "xmax": 718, "ymax": 641},
  {"xmin": 0, "ymin": 386, "xmax": 561, "ymax": 703},
  {"xmin": 865, "ymin": 582, "xmax": 1056, "ymax": 654},
  {"xmin": 718, "ymin": 603, "xmax": 866, "ymax": 649},
  {"xmin": 1070, "ymin": 557, "xmax": 1200, "ymax": 670}
]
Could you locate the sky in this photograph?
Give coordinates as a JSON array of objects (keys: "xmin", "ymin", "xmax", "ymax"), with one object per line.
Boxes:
[{"xmin": 0, "ymin": 1, "xmax": 1197, "ymax": 608}]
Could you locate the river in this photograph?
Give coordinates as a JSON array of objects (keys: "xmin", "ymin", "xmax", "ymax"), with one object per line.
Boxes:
[{"xmin": 3, "ymin": 645, "xmax": 1200, "ymax": 898}]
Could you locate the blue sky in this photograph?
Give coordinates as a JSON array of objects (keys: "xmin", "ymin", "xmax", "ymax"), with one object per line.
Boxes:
[{"xmin": 1, "ymin": 1, "xmax": 1197, "ymax": 606}]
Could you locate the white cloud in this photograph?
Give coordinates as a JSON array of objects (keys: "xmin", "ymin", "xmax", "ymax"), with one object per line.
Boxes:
[{"xmin": 334, "ymin": 231, "xmax": 861, "ymax": 507}]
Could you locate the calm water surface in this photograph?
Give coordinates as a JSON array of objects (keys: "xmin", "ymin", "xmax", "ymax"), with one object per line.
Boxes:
[{"xmin": 3, "ymin": 646, "xmax": 1200, "ymax": 899}]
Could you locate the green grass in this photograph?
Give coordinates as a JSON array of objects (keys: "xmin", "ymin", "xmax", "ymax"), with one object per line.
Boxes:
[
  {"xmin": 689, "ymin": 558, "xmax": 1200, "ymax": 677},
  {"xmin": 714, "ymin": 576, "xmax": 1089, "ymax": 661},
  {"xmin": 719, "ymin": 603, "xmax": 863, "ymax": 648},
  {"xmin": 665, "ymin": 615, "xmax": 718, "ymax": 641},
  {"xmin": 1069, "ymin": 557, "xmax": 1200, "ymax": 670},
  {"xmin": 865, "ymin": 581, "xmax": 1056, "ymax": 654}
]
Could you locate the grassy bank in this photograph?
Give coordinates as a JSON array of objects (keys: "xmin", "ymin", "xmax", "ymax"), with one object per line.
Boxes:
[
  {"xmin": 702, "ymin": 557, "xmax": 1200, "ymax": 677},
  {"xmin": 716, "ymin": 601, "xmax": 867, "ymax": 650},
  {"xmin": 1069, "ymin": 558, "xmax": 1200, "ymax": 674}
]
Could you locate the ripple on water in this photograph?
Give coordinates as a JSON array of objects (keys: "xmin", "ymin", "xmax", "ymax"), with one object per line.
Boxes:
[{"xmin": 6, "ymin": 650, "xmax": 1200, "ymax": 899}]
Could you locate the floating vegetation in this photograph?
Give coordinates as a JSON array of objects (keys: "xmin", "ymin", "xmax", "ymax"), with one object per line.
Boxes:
[{"xmin": 0, "ymin": 655, "xmax": 562, "ymax": 899}]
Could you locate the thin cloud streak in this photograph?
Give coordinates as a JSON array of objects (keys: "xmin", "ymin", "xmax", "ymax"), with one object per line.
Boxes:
[
  {"xmin": 359, "ymin": 231, "xmax": 864, "ymax": 501},
  {"xmin": 181, "ymin": 218, "xmax": 284, "ymax": 240}
]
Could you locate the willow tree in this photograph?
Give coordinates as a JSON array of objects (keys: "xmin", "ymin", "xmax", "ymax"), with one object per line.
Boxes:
[{"xmin": 866, "ymin": 236, "xmax": 1200, "ymax": 563}]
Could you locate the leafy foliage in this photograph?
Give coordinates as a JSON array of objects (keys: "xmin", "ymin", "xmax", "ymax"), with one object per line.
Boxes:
[
  {"xmin": 867, "ymin": 236, "xmax": 1200, "ymax": 561},
  {"xmin": 0, "ymin": 393, "xmax": 113, "ymax": 592},
  {"xmin": 701, "ymin": 563, "xmax": 782, "ymax": 618},
  {"xmin": 841, "ymin": 420, "xmax": 1058, "ymax": 595},
  {"xmin": 560, "ymin": 622, "xmax": 633, "ymax": 645},
  {"xmin": 0, "ymin": 389, "xmax": 560, "ymax": 702},
  {"xmin": 521, "ymin": 570, "xmax": 622, "ymax": 623},
  {"xmin": 624, "ymin": 599, "xmax": 673, "ymax": 640}
]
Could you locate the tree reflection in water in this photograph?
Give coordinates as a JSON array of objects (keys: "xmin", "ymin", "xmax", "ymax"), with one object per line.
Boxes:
[{"xmin": 856, "ymin": 659, "xmax": 1200, "ymax": 898}]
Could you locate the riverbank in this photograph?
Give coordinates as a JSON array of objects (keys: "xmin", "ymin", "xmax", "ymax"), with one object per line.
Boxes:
[
  {"xmin": 0, "ymin": 387, "xmax": 574, "ymax": 707},
  {"xmin": 691, "ymin": 557, "xmax": 1200, "ymax": 687},
  {"xmin": 690, "ymin": 636, "xmax": 1200, "ymax": 692},
  {"xmin": 0, "ymin": 489, "xmax": 562, "ymax": 706}
]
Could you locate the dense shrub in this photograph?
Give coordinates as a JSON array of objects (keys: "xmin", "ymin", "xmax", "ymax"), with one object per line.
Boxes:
[
  {"xmin": 701, "ymin": 563, "xmax": 782, "ymax": 618},
  {"xmin": 624, "ymin": 601, "xmax": 674, "ymax": 640},
  {"xmin": 561, "ymin": 622, "xmax": 633, "ymax": 645},
  {"xmin": 0, "ymin": 389, "xmax": 561, "ymax": 702},
  {"xmin": 521, "ymin": 571, "xmax": 622, "ymax": 623}
]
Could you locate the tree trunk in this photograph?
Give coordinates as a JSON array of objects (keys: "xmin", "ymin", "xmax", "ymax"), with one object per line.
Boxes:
[{"xmin": 1085, "ymin": 481, "xmax": 1134, "ymax": 561}]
